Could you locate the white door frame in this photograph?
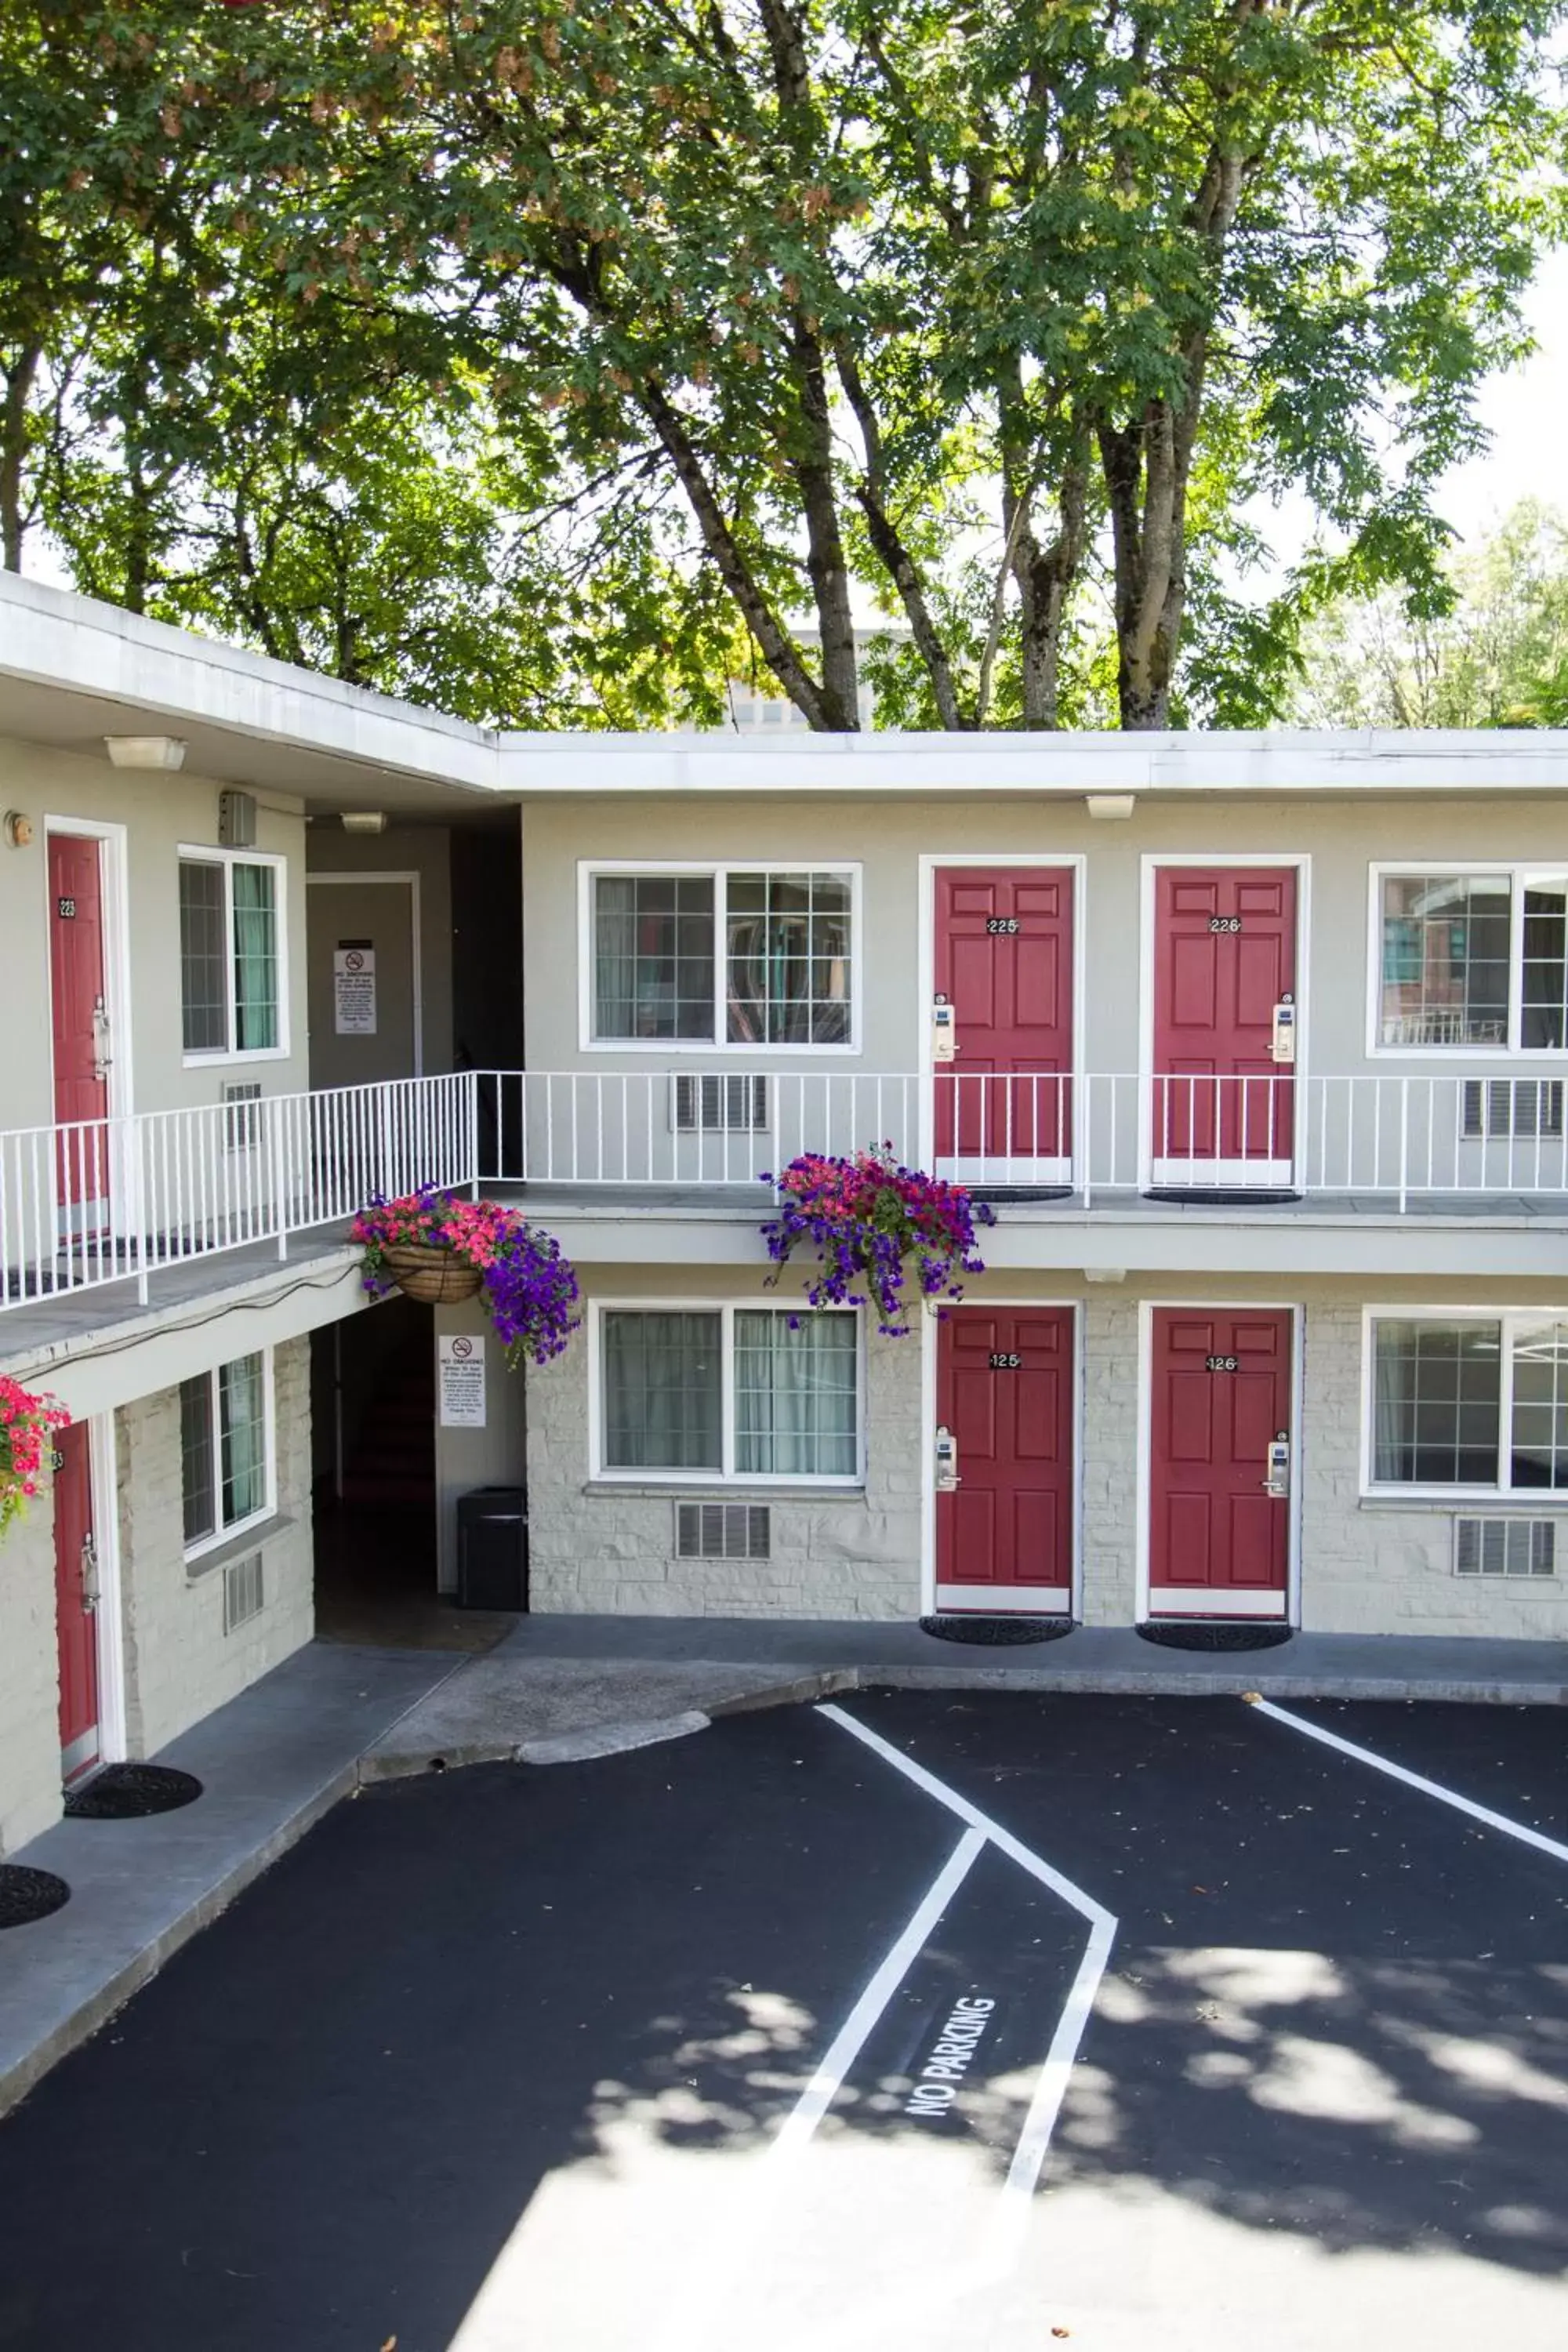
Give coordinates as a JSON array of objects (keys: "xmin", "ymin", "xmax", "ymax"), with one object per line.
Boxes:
[
  {"xmin": 1134, "ymin": 1298, "xmax": 1304, "ymax": 1624},
  {"xmin": 307, "ymin": 871, "xmax": 424, "ymax": 1076},
  {"xmin": 1138, "ymin": 853, "xmax": 1310, "ymax": 1190},
  {"xmin": 922, "ymin": 1294, "xmax": 1083, "ymax": 1617},
  {"xmin": 918, "ymin": 854, "xmax": 1087, "ymax": 1185}
]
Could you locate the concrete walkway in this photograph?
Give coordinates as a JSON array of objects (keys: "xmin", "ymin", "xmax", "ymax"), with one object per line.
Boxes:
[{"xmin": 0, "ymin": 1643, "xmax": 455, "ymax": 2118}]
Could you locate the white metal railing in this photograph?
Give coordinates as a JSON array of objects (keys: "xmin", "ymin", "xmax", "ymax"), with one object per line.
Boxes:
[
  {"xmin": 5, "ymin": 1066, "xmax": 1566, "ymax": 1319},
  {"xmin": 0, "ymin": 1073, "xmax": 475, "ymax": 1319}
]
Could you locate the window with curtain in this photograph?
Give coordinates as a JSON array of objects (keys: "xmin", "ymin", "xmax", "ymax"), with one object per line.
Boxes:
[
  {"xmin": 1368, "ymin": 1315, "xmax": 1568, "ymax": 1492},
  {"xmin": 180, "ymin": 854, "xmax": 285, "ymax": 1058},
  {"xmin": 180, "ymin": 1351, "xmax": 272, "ymax": 1552},
  {"xmin": 601, "ymin": 1307, "xmax": 859, "ymax": 1480},
  {"xmin": 590, "ymin": 868, "xmax": 854, "ymax": 1046},
  {"xmin": 1377, "ymin": 870, "xmax": 1568, "ymax": 1051}
]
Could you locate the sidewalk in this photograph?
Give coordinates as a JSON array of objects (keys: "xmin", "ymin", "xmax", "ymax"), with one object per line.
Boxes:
[{"xmin": 5, "ymin": 1615, "xmax": 1564, "ymax": 2119}]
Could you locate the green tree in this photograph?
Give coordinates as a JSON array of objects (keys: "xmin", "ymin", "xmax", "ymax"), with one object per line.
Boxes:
[{"xmin": 1292, "ymin": 502, "xmax": 1568, "ymax": 727}]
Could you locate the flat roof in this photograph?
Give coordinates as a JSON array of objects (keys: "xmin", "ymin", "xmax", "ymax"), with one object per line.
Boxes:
[{"xmin": 4, "ymin": 571, "xmax": 1567, "ymax": 808}]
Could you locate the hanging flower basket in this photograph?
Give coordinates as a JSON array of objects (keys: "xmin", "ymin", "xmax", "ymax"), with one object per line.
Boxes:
[
  {"xmin": 378, "ymin": 1244, "xmax": 484, "ymax": 1305},
  {"xmin": 1, "ymin": 1377, "xmax": 70, "ymax": 1541},
  {"xmin": 760, "ymin": 1146, "xmax": 995, "ymax": 1337},
  {"xmin": 352, "ymin": 1188, "xmax": 581, "ymax": 1365}
]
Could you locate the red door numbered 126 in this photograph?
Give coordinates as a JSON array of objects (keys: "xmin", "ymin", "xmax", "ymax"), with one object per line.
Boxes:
[{"xmin": 1147, "ymin": 1308, "xmax": 1292, "ymax": 1618}]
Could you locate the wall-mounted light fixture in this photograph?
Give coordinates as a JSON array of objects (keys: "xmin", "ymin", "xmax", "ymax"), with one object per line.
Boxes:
[
  {"xmin": 105, "ymin": 735, "xmax": 187, "ymax": 771},
  {"xmin": 1085, "ymin": 793, "xmax": 1135, "ymax": 821},
  {"xmin": 340, "ymin": 811, "xmax": 388, "ymax": 835},
  {"xmin": 1083, "ymin": 1265, "xmax": 1127, "ymax": 1284},
  {"xmin": 3, "ymin": 811, "xmax": 34, "ymax": 848}
]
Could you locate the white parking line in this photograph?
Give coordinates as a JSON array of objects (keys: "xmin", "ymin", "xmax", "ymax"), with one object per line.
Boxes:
[
  {"xmin": 1248, "ymin": 1695, "xmax": 1568, "ymax": 1866},
  {"xmin": 818, "ymin": 1702, "xmax": 1117, "ymax": 2238}
]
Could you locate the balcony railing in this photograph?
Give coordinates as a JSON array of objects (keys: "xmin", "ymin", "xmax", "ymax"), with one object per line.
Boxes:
[{"xmin": 3, "ymin": 1067, "xmax": 1565, "ymax": 1323}]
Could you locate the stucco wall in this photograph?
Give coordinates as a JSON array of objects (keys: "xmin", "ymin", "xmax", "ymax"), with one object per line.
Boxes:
[
  {"xmin": 0, "ymin": 1497, "xmax": 65, "ymax": 1856},
  {"xmin": 518, "ymin": 792, "xmax": 1568, "ymax": 1102},
  {"xmin": 116, "ymin": 1335, "xmax": 314, "ymax": 1755},
  {"xmin": 305, "ymin": 822, "xmax": 454, "ymax": 1077},
  {"xmin": 0, "ymin": 733, "xmax": 307, "ymax": 1131},
  {"xmin": 525, "ymin": 1267, "xmax": 924, "ymax": 1617}
]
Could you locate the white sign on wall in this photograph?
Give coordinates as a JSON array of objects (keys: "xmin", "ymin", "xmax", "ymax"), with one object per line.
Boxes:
[
  {"xmin": 333, "ymin": 943, "xmax": 377, "ymax": 1035},
  {"xmin": 438, "ymin": 1333, "xmax": 487, "ymax": 1428}
]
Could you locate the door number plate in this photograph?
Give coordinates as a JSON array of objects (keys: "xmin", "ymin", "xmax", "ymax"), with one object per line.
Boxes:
[
  {"xmin": 1205, "ymin": 1354, "xmax": 1240, "ymax": 1373},
  {"xmin": 989, "ymin": 1352, "xmax": 1022, "ymax": 1370},
  {"xmin": 56, "ymin": 896, "xmax": 76, "ymax": 919},
  {"xmin": 985, "ymin": 917, "xmax": 1019, "ymax": 935},
  {"xmin": 1207, "ymin": 915, "xmax": 1241, "ymax": 933}
]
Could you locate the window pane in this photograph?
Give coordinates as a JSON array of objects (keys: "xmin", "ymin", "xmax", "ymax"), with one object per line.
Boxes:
[
  {"xmin": 593, "ymin": 876, "xmax": 715, "ymax": 1040},
  {"xmin": 1379, "ymin": 874, "xmax": 1510, "ymax": 1047},
  {"xmin": 1371, "ymin": 1319, "xmax": 1501, "ymax": 1484},
  {"xmin": 726, "ymin": 871, "xmax": 852, "ymax": 1045},
  {"xmin": 219, "ymin": 1352, "xmax": 267, "ymax": 1526},
  {"xmin": 179, "ymin": 862, "xmax": 228, "ymax": 1053},
  {"xmin": 232, "ymin": 864, "xmax": 278, "ymax": 1051},
  {"xmin": 603, "ymin": 1312, "xmax": 722, "ymax": 1469},
  {"xmin": 734, "ymin": 1311, "xmax": 857, "ymax": 1476},
  {"xmin": 1521, "ymin": 880, "xmax": 1568, "ymax": 1051},
  {"xmin": 180, "ymin": 1374, "xmax": 216, "ymax": 1544},
  {"xmin": 1511, "ymin": 1319, "xmax": 1568, "ymax": 1488}
]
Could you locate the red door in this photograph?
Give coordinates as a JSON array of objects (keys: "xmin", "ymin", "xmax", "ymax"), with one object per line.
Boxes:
[
  {"xmin": 48, "ymin": 833, "xmax": 111, "ymax": 1214},
  {"xmin": 1152, "ymin": 867, "xmax": 1296, "ymax": 1177},
  {"xmin": 934, "ymin": 868, "xmax": 1074, "ymax": 1176},
  {"xmin": 935, "ymin": 1307, "xmax": 1075, "ymax": 1612},
  {"xmin": 1148, "ymin": 1308, "xmax": 1291, "ymax": 1617},
  {"xmin": 53, "ymin": 1421, "xmax": 100, "ymax": 1780}
]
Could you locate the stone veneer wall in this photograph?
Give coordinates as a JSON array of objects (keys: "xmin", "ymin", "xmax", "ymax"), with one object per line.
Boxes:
[
  {"xmin": 0, "ymin": 1497, "xmax": 67, "ymax": 1856},
  {"xmin": 1299, "ymin": 1298, "xmax": 1568, "ymax": 1639},
  {"xmin": 118, "ymin": 1335, "xmax": 314, "ymax": 1755},
  {"xmin": 527, "ymin": 1319, "xmax": 924, "ymax": 1617},
  {"xmin": 1076, "ymin": 1291, "xmax": 1142, "ymax": 1626}
]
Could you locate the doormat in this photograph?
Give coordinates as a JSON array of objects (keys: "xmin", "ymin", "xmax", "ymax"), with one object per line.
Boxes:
[
  {"xmin": 1142, "ymin": 1189, "xmax": 1300, "ymax": 1207},
  {"xmin": 0, "ymin": 1865, "xmax": 71, "ymax": 1929},
  {"xmin": 1137, "ymin": 1622, "xmax": 1294, "ymax": 1653},
  {"xmin": 968, "ymin": 1188, "xmax": 1075, "ymax": 1206},
  {"xmin": 64, "ymin": 1763, "xmax": 204, "ymax": 1820},
  {"xmin": 920, "ymin": 1615, "xmax": 1075, "ymax": 1646}
]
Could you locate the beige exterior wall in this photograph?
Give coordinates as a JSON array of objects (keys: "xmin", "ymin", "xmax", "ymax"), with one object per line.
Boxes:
[
  {"xmin": 0, "ymin": 1497, "xmax": 66, "ymax": 1856},
  {"xmin": 116, "ymin": 1336, "xmax": 314, "ymax": 1757},
  {"xmin": 0, "ymin": 732, "xmax": 307, "ymax": 1131},
  {"xmin": 525, "ymin": 1261, "xmax": 1568, "ymax": 1639},
  {"xmin": 519, "ymin": 791, "xmax": 1568, "ymax": 1087}
]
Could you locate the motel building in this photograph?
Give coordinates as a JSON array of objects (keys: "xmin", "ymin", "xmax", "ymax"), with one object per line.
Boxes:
[{"xmin": 3, "ymin": 565, "xmax": 1568, "ymax": 1853}]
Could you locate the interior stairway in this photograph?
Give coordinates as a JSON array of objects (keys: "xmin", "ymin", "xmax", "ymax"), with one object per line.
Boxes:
[{"xmin": 339, "ymin": 1341, "xmax": 437, "ymax": 1511}]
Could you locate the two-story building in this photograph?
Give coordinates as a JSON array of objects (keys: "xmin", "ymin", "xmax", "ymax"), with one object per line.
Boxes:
[{"xmin": 4, "ymin": 565, "xmax": 1567, "ymax": 1864}]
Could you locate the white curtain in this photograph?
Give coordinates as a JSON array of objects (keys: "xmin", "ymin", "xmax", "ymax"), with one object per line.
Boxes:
[
  {"xmin": 220, "ymin": 1353, "xmax": 267, "ymax": 1525},
  {"xmin": 604, "ymin": 1312, "xmax": 722, "ymax": 1469},
  {"xmin": 735, "ymin": 1312, "xmax": 856, "ymax": 1476}
]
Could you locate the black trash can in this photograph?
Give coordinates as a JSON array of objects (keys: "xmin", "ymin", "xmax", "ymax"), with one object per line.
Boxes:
[{"xmin": 456, "ymin": 1486, "xmax": 528, "ymax": 1611}]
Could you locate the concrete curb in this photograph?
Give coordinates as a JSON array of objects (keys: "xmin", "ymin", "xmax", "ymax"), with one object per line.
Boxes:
[{"xmin": 0, "ymin": 1761, "xmax": 358, "ymax": 2124}]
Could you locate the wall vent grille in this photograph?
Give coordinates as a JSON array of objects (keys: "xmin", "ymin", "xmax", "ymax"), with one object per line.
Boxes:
[
  {"xmin": 1461, "ymin": 1078, "xmax": 1565, "ymax": 1140},
  {"xmin": 672, "ymin": 1075, "xmax": 769, "ymax": 1134},
  {"xmin": 223, "ymin": 1552, "xmax": 266, "ymax": 1632},
  {"xmin": 222, "ymin": 1082, "xmax": 264, "ymax": 1149},
  {"xmin": 675, "ymin": 1502, "xmax": 771, "ymax": 1560},
  {"xmin": 1453, "ymin": 1517, "xmax": 1555, "ymax": 1578}
]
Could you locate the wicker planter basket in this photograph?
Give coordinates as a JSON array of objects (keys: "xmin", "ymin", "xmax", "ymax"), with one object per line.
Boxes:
[{"xmin": 379, "ymin": 1244, "xmax": 484, "ymax": 1305}]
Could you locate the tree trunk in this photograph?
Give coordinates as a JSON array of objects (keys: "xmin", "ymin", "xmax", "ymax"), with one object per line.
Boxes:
[
  {"xmin": 787, "ymin": 318, "xmax": 859, "ymax": 730},
  {"xmin": 0, "ymin": 343, "xmax": 41, "ymax": 572}
]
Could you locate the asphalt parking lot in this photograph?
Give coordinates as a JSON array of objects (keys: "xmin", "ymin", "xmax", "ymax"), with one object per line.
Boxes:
[{"xmin": 2, "ymin": 1692, "xmax": 1566, "ymax": 2352}]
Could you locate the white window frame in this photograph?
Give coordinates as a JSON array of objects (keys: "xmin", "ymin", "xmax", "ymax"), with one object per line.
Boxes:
[
  {"xmin": 179, "ymin": 845, "xmax": 290, "ymax": 1065},
  {"xmin": 1359, "ymin": 1305, "xmax": 1568, "ymax": 1501},
  {"xmin": 1367, "ymin": 863, "xmax": 1568, "ymax": 1058},
  {"xmin": 588, "ymin": 1299, "xmax": 866, "ymax": 1486},
  {"xmin": 579, "ymin": 860, "xmax": 862, "ymax": 1054},
  {"xmin": 181, "ymin": 1346, "xmax": 278, "ymax": 1562}
]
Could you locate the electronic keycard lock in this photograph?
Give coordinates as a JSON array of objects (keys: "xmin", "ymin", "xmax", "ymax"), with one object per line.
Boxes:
[
  {"xmin": 1263, "ymin": 1431, "xmax": 1291, "ymax": 1500},
  {"xmin": 935, "ymin": 1425, "xmax": 960, "ymax": 1492},
  {"xmin": 1270, "ymin": 993, "xmax": 1297, "ymax": 1065},
  {"xmin": 931, "ymin": 995, "xmax": 957, "ymax": 1065}
]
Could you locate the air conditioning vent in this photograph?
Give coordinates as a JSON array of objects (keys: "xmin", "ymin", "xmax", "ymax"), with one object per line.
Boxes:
[
  {"xmin": 223, "ymin": 1552, "xmax": 266, "ymax": 1631},
  {"xmin": 672, "ymin": 1074, "xmax": 770, "ymax": 1134},
  {"xmin": 1454, "ymin": 1517, "xmax": 1555, "ymax": 1578},
  {"xmin": 1461, "ymin": 1079, "xmax": 1565, "ymax": 1139},
  {"xmin": 675, "ymin": 1501, "xmax": 770, "ymax": 1560},
  {"xmin": 223, "ymin": 1082, "xmax": 264, "ymax": 1149}
]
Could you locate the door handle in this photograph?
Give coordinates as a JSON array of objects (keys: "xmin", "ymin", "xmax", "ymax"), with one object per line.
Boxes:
[
  {"xmin": 1262, "ymin": 1432, "xmax": 1291, "ymax": 1499},
  {"xmin": 80, "ymin": 1531, "xmax": 100, "ymax": 1614},
  {"xmin": 935, "ymin": 1425, "xmax": 960, "ymax": 1491},
  {"xmin": 92, "ymin": 995, "xmax": 113, "ymax": 1083}
]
